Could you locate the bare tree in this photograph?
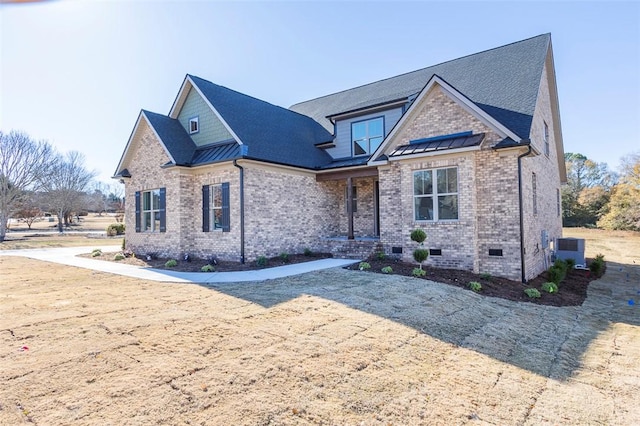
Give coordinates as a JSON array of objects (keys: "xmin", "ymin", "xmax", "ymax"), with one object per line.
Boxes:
[
  {"xmin": 0, "ymin": 130, "xmax": 53, "ymax": 242},
  {"xmin": 40, "ymin": 151, "xmax": 96, "ymax": 233},
  {"xmin": 14, "ymin": 192, "xmax": 43, "ymax": 230}
]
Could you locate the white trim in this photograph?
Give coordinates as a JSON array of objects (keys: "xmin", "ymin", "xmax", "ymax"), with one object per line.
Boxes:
[
  {"xmin": 169, "ymin": 75, "xmax": 245, "ymax": 145},
  {"xmin": 368, "ymin": 75, "xmax": 521, "ymax": 166}
]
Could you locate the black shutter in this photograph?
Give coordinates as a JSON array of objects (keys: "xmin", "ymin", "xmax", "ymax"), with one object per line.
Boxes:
[
  {"xmin": 221, "ymin": 182, "xmax": 230, "ymax": 232},
  {"xmin": 135, "ymin": 191, "xmax": 141, "ymax": 232},
  {"xmin": 202, "ymin": 185, "xmax": 210, "ymax": 232},
  {"xmin": 159, "ymin": 187, "xmax": 166, "ymax": 233}
]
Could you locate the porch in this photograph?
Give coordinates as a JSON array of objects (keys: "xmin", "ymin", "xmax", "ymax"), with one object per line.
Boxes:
[{"xmin": 317, "ymin": 236, "xmax": 381, "ymax": 259}]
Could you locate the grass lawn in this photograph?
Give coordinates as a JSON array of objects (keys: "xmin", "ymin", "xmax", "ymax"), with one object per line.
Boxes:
[{"xmin": 1, "ymin": 214, "xmax": 120, "ymax": 250}]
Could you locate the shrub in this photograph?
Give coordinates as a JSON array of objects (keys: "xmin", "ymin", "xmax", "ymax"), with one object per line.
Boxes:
[
  {"xmin": 359, "ymin": 262, "xmax": 371, "ymax": 270},
  {"xmin": 553, "ymin": 259, "xmax": 568, "ymax": 273},
  {"xmin": 303, "ymin": 248, "xmax": 313, "ymax": 257},
  {"xmin": 256, "ymin": 256, "xmax": 268, "ymax": 267},
  {"xmin": 376, "ymin": 251, "xmax": 386, "ymax": 260},
  {"xmin": 381, "ymin": 266, "xmax": 393, "ymax": 274},
  {"xmin": 565, "ymin": 258, "xmax": 576, "ymax": 270},
  {"xmin": 165, "ymin": 259, "xmax": 178, "ymax": 268},
  {"xmin": 410, "ymin": 229, "xmax": 426, "ymax": 244},
  {"xmin": 547, "ymin": 265, "xmax": 565, "ymax": 285},
  {"xmin": 106, "ymin": 223, "xmax": 125, "ymax": 236},
  {"xmin": 201, "ymin": 264, "xmax": 215, "ymax": 272},
  {"xmin": 113, "ymin": 253, "xmax": 125, "ymax": 261},
  {"xmin": 590, "ymin": 254, "xmax": 605, "ymax": 277},
  {"xmin": 524, "ymin": 288, "xmax": 541, "ymax": 298},
  {"xmin": 413, "ymin": 248, "xmax": 429, "ymax": 266},
  {"xmin": 468, "ymin": 281, "xmax": 482, "ymax": 292},
  {"xmin": 541, "ymin": 282, "xmax": 559, "ymax": 293},
  {"xmin": 480, "ymin": 273, "xmax": 492, "ymax": 281},
  {"xmin": 412, "ymin": 268, "xmax": 426, "ymax": 277},
  {"xmin": 279, "ymin": 252, "xmax": 289, "ymax": 263},
  {"xmin": 91, "ymin": 249, "xmax": 102, "ymax": 257}
]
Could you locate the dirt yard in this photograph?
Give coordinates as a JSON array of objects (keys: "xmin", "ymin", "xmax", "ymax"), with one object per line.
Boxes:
[{"xmin": 1, "ymin": 229, "xmax": 639, "ymax": 425}]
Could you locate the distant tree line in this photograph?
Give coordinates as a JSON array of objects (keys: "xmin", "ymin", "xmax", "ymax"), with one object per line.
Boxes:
[
  {"xmin": 0, "ymin": 130, "xmax": 124, "ymax": 242},
  {"xmin": 563, "ymin": 151, "xmax": 640, "ymax": 231}
]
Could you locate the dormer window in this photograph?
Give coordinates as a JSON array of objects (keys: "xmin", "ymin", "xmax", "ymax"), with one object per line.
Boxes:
[
  {"xmin": 352, "ymin": 117, "xmax": 383, "ymax": 156},
  {"xmin": 189, "ymin": 116, "xmax": 199, "ymax": 134}
]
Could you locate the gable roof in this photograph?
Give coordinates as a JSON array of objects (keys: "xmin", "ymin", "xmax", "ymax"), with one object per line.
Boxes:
[
  {"xmin": 290, "ymin": 34, "xmax": 551, "ymax": 141},
  {"xmin": 187, "ymin": 75, "xmax": 334, "ymax": 169},
  {"xmin": 142, "ymin": 110, "xmax": 196, "ymax": 166},
  {"xmin": 114, "ymin": 110, "xmax": 196, "ymax": 177}
]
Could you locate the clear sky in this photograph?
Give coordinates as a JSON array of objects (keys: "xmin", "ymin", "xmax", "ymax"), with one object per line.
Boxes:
[{"xmin": 1, "ymin": 0, "xmax": 638, "ymax": 184}]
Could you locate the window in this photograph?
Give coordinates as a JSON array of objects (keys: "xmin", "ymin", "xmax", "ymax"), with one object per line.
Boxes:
[
  {"xmin": 543, "ymin": 121, "xmax": 549, "ymax": 156},
  {"xmin": 352, "ymin": 117, "xmax": 383, "ymax": 156},
  {"xmin": 344, "ymin": 185, "xmax": 357, "ymax": 213},
  {"xmin": 202, "ymin": 183, "xmax": 230, "ymax": 232},
  {"xmin": 209, "ymin": 184, "xmax": 223, "ymax": 230},
  {"xmin": 413, "ymin": 167, "xmax": 458, "ymax": 221},
  {"xmin": 135, "ymin": 188, "xmax": 166, "ymax": 233},
  {"xmin": 532, "ymin": 173, "xmax": 538, "ymax": 215},
  {"xmin": 189, "ymin": 116, "xmax": 199, "ymax": 134}
]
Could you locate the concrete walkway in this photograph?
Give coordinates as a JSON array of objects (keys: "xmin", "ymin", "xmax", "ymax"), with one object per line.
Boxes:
[{"xmin": 0, "ymin": 245, "xmax": 359, "ymax": 283}]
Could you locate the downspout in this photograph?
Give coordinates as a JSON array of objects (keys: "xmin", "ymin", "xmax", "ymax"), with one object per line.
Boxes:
[
  {"xmin": 233, "ymin": 159, "xmax": 245, "ymax": 264},
  {"xmin": 517, "ymin": 142, "xmax": 532, "ymax": 283}
]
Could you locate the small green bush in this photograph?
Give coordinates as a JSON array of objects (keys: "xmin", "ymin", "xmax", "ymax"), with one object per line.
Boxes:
[
  {"xmin": 413, "ymin": 248, "xmax": 429, "ymax": 266},
  {"xmin": 256, "ymin": 256, "xmax": 268, "ymax": 267},
  {"xmin": 381, "ymin": 266, "xmax": 393, "ymax": 274},
  {"xmin": 412, "ymin": 268, "xmax": 426, "ymax": 277},
  {"xmin": 410, "ymin": 229, "xmax": 426, "ymax": 244},
  {"xmin": 303, "ymin": 248, "xmax": 313, "ymax": 256},
  {"xmin": 106, "ymin": 223, "xmax": 125, "ymax": 236},
  {"xmin": 524, "ymin": 288, "xmax": 541, "ymax": 298},
  {"xmin": 376, "ymin": 251, "xmax": 386, "ymax": 260},
  {"xmin": 468, "ymin": 281, "xmax": 482, "ymax": 292},
  {"xmin": 553, "ymin": 259, "xmax": 568, "ymax": 273},
  {"xmin": 91, "ymin": 250, "xmax": 102, "ymax": 257},
  {"xmin": 279, "ymin": 252, "xmax": 289, "ymax": 263},
  {"xmin": 541, "ymin": 282, "xmax": 559, "ymax": 293},
  {"xmin": 113, "ymin": 253, "xmax": 125, "ymax": 261},
  {"xmin": 547, "ymin": 265, "xmax": 566, "ymax": 284},
  {"xmin": 359, "ymin": 262, "xmax": 371, "ymax": 270},
  {"xmin": 165, "ymin": 259, "xmax": 178, "ymax": 268},
  {"xmin": 201, "ymin": 264, "xmax": 215, "ymax": 272},
  {"xmin": 480, "ymin": 273, "xmax": 492, "ymax": 281},
  {"xmin": 565, "ymin": 258, "xmax": 576, "ymax": 270},
  {"xmin": 589, "ymin": 254, "xmax": 605, "ymax": 277}
]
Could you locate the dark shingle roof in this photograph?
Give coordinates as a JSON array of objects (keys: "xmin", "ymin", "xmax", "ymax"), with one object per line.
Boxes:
[
  {"xmin": 189, "ymin": 75, "xmax": 334, "ymax": 169},
  {"xmin": 290, "ymin": 34, "xmax": 551, "ymax": 140},
  {"xmin": 143, "ymin": 110, "xmax": 196, "ymax": 165}
]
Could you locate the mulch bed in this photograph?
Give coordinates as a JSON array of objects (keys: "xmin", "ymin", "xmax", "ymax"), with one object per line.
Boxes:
[
  {"xmin": 81, "ymin": 251, "xmax": 333, "ymax": 272},
  {"xmin": 346, "ymin": 256, "xmax": 601, "ymax": 307},
  {"xmin": 83, "ymin": 250, "xmax": 601, "ymax": 307}
]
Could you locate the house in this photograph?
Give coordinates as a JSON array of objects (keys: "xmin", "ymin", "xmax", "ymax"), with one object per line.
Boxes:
[{"xmin": 114, "ymin": 33, "xmax": 566, "ymax": 282}]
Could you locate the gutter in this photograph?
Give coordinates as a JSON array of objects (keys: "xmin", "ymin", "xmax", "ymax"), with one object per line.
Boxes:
[
  {"xmin": 233, "ymin": 159, "xmax": 245, "ymax": 264},
  {"xmin": 517, "ymin": 141, "xmax": 532, "ymax": 283}
]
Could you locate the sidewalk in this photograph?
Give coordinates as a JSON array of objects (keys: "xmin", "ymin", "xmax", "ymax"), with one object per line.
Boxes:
[{"xmin": 0, "ymin": 245, "xmax": 359, "ymax": 283}]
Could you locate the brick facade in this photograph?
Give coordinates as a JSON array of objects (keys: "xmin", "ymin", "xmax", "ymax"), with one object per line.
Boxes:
[
  {"xmin": 376, "ymin": 84, "xmax": 549, "ymax": 281},
  {"xmin": 123, "ymin": 69, "xmax": 562, "ymax": 281}
]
